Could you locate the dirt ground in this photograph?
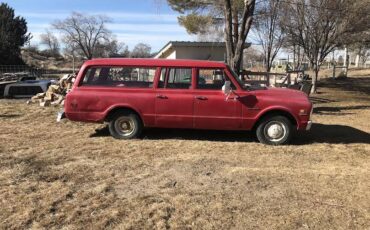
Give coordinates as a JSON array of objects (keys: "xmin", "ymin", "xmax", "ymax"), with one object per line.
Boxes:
[{"xmin": 0, "ymin": 76, "xmax": 369, "ymax": 229}]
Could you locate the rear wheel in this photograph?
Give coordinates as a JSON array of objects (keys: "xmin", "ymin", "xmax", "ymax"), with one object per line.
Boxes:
[
  {"xmin": 108, "ymin": 111, "xmax": 142, "ymax": 139},
  {"xmin": 256, "ymin": 115, "xmax": 293, "ymax": 145}
]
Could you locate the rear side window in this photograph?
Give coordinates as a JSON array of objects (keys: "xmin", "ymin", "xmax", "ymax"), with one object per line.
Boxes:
[
  {"xmin": 158, "ymin": 68, "xmax": 192, "ymax": 89},
  {"xmin": 197, "ymin": 68, "xmax": 235, "ymax": 90},
  {"xmin": 80, "ymin": 66, "xmax": 156, "ymax": 88}
]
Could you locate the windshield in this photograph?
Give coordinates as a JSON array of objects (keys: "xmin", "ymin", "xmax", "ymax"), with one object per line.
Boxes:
[{"xmin": 226, "ymin": 66, "xmax": 247, "ymax": 90}]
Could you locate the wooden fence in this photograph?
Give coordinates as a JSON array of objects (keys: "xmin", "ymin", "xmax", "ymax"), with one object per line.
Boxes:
[{"xmin": 241, "ymin": 70, "xmax": 306, "ymax": 87}]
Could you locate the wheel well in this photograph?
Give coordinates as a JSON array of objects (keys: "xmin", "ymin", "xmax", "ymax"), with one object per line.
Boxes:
[
  {"xmin": 105, "ymin": 107, "xmax": 143, "ymax": 124},
  {"xmin": 253, "ymin": 110, "xmax": 297, "ymax": 131}
]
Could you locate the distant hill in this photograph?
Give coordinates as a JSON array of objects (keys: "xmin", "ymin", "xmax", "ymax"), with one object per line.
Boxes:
[{"xmin": 21, "ymin": 48, "xmax": 83, "ymax": 70}]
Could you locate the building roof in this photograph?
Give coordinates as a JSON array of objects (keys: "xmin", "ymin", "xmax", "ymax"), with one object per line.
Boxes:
[
  {"xmin": 84, "ymin": 58, "xmax": 227, "ymax": 68},
  {"xmin": 154, "ymin": 41, "xmax": 251, "ymax": 59}
]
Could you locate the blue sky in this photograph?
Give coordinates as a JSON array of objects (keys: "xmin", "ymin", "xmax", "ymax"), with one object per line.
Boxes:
[{"xmin": 5, "ymin": 0, "xmax": 194, "ymax": 52}]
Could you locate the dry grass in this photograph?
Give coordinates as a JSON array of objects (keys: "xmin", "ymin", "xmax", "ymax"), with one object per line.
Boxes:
[
  {"xmin": 0, "ymin": 76, "xmax": 369, "ymax": 229},
  {"xmin": 307, "ymin": 67, "xmax": 370, "ymax": 79}
]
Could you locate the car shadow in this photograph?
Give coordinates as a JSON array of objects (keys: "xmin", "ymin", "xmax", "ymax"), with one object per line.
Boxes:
[
  {"xmin": 294, "ymin": 123, "xmax": 370, "ymax": 145},
  {"xmin": 90, "ymin": 123, "xmax": 370, "ymax": 145},
  {"xmin": 90, "ymin": 126, "xmax": 256, "ymax": 142}
]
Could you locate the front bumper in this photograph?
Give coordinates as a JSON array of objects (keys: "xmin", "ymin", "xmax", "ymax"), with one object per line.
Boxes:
[{"xmin": 306, "ymin": 121, "xmax": 312, "ymax": 130}]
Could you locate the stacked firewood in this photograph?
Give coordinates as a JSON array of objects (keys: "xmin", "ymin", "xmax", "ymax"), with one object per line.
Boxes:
[{"xmin": 27, "ymin": 74, "xmax": 75, "ymax": 107}]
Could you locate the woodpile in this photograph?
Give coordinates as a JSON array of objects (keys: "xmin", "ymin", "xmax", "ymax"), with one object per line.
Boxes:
[{"xmin": 27, "ymin": 74, "xmax": 75, "ymax": 107}]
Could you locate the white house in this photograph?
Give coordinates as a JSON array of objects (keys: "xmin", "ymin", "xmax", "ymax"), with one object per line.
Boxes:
[{"xmin": 154, "ymin": 41, "xmax": 251, "ymax": 62}]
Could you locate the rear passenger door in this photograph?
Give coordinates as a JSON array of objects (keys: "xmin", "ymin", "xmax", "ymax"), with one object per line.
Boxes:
[
  {"xmin": 73, "ymin": 66, "xmax": 156, "ymax": 123},
  {"xmin": 154, "ymin": 67, "xmax": 195, "ymax": 128},
  {"xmin": 193, "ymin": 68, "xmax": 242, "ymax": 130}
]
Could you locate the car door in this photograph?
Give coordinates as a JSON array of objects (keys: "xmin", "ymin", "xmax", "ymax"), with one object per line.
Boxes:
[
  {"xmin": 154, "ymin": 67, "xmax": 195, "ymax": 128},
  {"xmin": 193, "ymin": 68, "xmax": 242, "ymax": 130}
]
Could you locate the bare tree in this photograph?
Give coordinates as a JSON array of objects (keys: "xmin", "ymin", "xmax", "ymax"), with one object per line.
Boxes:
[
  {"xmin": 39, "ymin": 30, "xmax": 60, "ymax": 56},
  {"xmin": 130, "ymin": 43, "xmax": 152, "ymax": 58},
  {"xmin": 253, "ymin": 0, "xmax": 284, "ymax": 72},
  {"xmin": 243, "ymin": 46, "xmax": 264, "ymax": 68},
  {"xmin": 53, "ymin": 12, "xmax": 112, "ymax": 60},
  {"xmin": 95, "ymin": 39, "xmax": 129, "ymax": 58},
  {"xmin": 282, "ymin": 0, "xmax": 370, "ymax": 93}
]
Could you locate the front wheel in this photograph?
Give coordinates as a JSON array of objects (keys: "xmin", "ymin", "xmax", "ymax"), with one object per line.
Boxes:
[
  {"xmin": 256, "ymin": 116, "xmax": 293, "ymax": 145},
  {"xmin": 108, "ymin": 111, "xmax": 142, "ymax": 139}
]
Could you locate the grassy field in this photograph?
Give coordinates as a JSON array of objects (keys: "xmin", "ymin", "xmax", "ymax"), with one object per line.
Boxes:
[{"xmin": 0, "ymin": 76, "xmax": 369, "ymax": 229}]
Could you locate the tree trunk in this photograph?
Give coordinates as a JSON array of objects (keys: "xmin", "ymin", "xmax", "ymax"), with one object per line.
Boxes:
[
  {"xmin": 311, "ymin": 67, "xmax": 319, "ymax": 94},
  {"xmin": 223, "ymin": 0, "xmax": 255, "ymax": 76}
]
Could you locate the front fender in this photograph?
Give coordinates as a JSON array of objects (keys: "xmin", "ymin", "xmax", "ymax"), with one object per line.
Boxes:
[{"xmin": 251, "ymin": 106, "xmax": 300, "ymax": 130}]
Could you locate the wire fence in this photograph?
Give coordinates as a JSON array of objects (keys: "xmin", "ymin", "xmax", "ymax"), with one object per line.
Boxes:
[{"xmin": 0, "ymin": 65, "xmax": 73, "ymax": 81}]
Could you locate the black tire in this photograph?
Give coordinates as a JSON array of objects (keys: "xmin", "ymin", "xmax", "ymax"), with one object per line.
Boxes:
[
  {"xmin": 256, "ymin": 115, "xmax": 293, "ymax": 145},
  {"xmin": 108, "ymin": 111, "xmax": 142, "ymax": 139}
]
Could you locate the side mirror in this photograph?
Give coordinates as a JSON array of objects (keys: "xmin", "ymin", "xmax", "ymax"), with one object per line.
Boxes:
[{"xmin": 222, "ymin": 81, "xmax": 232, "ymax": 95}]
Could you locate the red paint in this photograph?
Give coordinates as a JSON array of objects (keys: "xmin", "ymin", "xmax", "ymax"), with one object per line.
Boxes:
[{"xmin": 65, "ymin": 58, "xmax": 312, "ymax": 131}]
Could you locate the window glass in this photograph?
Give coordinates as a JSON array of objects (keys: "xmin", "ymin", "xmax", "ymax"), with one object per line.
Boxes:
[
  {"xmin": 81, "ymin": 66, "xmax": 156, "ymax": 88},
  {"xmin": 197, "ymin": 69, "xmax": 235, "ymax": 90},
  {"xmin": 158, "ymin": 68, "xmax": 166, "ymax": 88},
  {"xmin": 158, "ymin": 68, "xmax": 192, "ymax": 89}
]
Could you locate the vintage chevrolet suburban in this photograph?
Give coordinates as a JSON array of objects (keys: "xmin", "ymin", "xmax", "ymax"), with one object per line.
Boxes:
[{"xmin": 63, "ymin": 58, "xmax": 313, "ymax": 145}]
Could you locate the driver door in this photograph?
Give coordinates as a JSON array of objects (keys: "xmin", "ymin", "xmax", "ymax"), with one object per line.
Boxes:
[{"xmin": 193, "ymin": 68, "xmax": 242, "ymax": 130}]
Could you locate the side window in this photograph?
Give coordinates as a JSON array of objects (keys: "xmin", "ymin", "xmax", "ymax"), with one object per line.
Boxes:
[
  {"xmin": 80, "ymin": 66, "xmax": 156, "ymax": 88},
  {"xmin": 197, "ymin": 68, "xmax": 235, "ymax": 90},
  {"xmin": 158, "ymin": 68, "xmax": 166, "ymax": 88},
  {"xmin": 158, "ymin": 68, "xmax": 192, "ymax": 89}
]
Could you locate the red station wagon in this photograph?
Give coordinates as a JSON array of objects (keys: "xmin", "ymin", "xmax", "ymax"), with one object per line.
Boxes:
[{"xmin": 63, "ymin": 58, "xmax": 313, "ymax": 145}]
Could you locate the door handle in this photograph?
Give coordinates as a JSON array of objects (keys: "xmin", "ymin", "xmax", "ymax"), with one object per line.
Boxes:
[
  {"xmin": 156, "ymin": 94, "xmax": 168, "ymax": 99},
  {"xmin": 195, "ymin": 96, "xmax": 207, "ymax": 100}
]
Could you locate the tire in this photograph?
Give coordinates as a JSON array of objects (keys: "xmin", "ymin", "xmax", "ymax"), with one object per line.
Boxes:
[
  {"xmin": 108, "ymin": 111, "xmax": 142, "ymax": 139},
  {"xmin": 256, "ymin": 115, "xmax": 293, "ymax": 145}
]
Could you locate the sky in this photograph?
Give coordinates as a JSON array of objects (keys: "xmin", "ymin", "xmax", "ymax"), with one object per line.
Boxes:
[{"xmin": 5, "ymin": 0, "xmax": 195, "ymax": 52}]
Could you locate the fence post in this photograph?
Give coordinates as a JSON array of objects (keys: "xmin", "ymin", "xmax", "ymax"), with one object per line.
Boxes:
[{"xmin": 332, "ymin": 64, "xmax": 336, "ymax": 78}]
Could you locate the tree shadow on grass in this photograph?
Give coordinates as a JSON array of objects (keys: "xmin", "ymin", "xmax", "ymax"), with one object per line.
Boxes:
[
  {"xmin": 91, "ymin": 123, "xmax": 370, "ymax": 145},
  {"xmin": 319, "ymin": 77, "xmax": 370, "ymax": 96},
  {"xmin": 309, "ymin": 96, "xmax": 336, "ymax": 104},
  {"xmin": 313, "ymin": 105, "xmax": 370, "ymax": 115},
  {"xmin": 0, "ymin": 114, "xmax": 21, "ymax": 118}
]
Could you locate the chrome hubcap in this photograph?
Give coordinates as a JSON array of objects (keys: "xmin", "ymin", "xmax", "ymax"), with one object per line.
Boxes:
[
  {"xmin": 264, "ymin": 121, "xmax": 286, "ymax": 142},
  {"xmin": 115, "ymin": 117, "xmax": 135, "ymax": 136}
]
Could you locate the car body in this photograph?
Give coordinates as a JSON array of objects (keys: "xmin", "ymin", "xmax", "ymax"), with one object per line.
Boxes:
[
  {"xmin": 4, "ymin": 79, "xmax": 53, "ymax": 98},
  {"xmin": 63, "ymin": 58, "xmax": 313, "ymax": 145}
]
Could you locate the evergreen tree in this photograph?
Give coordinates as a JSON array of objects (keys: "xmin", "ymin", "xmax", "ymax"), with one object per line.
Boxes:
[{"xmin": 0, "ymin": 3, "xmax": 31, "ymax": 65}]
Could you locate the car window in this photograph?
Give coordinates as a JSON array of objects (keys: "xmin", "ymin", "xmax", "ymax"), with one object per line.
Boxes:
[
  {"xmin": 81, "ymin": 66, "xmax": 156, "ymax": 88},
  {"xmin": 197, "ymin": 68, "xmax": 236, "ymax": 90},
  {"xmin": 158, "ymin": 68, "xmax": 192, "ymax": 89}
]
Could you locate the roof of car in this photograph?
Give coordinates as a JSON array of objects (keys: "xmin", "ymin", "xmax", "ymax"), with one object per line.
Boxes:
[{"xmin": 84, "ymin": 58, "xmax": 228, "ymax": 68}]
